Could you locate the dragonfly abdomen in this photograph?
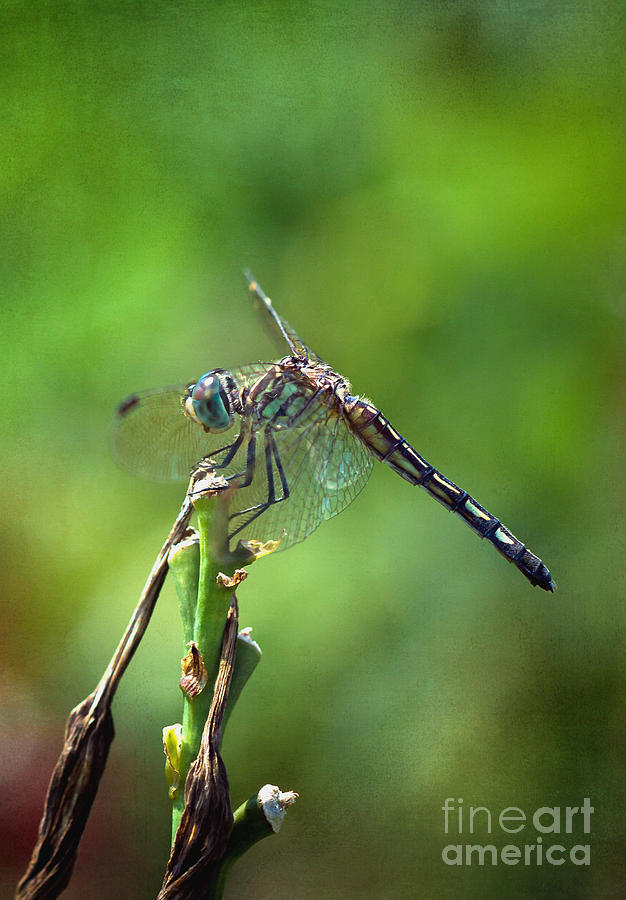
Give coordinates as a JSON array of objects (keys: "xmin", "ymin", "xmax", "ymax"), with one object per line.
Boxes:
[{"xmin": 345, "ymin": 398, "xmax": 555, "ymax": 592}]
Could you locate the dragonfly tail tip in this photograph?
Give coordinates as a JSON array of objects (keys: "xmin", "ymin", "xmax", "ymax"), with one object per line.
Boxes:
[{"xmin": 540, "ymin": 573, "xmax": 557, "ymax": 592}]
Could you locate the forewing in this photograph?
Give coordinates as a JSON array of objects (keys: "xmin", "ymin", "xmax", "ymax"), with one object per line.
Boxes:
[
  {"xmin": 271, "ymin": 312, "xmax": 325, "ymax": 365},
  {"xmin": 111, "ymin": 363, "xmax": 272, "ymax": 482},
  {"xmin": 244, "ymin": 269, "xmax": 325, "ymax": 364}
]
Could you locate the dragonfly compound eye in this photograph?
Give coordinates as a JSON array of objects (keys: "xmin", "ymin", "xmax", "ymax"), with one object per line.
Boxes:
[{"xmin": 188, "ymin": 371, "xmax": 233, "ymax": 431}]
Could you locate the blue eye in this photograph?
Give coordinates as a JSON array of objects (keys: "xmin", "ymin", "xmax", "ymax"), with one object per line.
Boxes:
[{"xmin": 190, "ymin": 371, "xmax": 232, "ymax": 430}]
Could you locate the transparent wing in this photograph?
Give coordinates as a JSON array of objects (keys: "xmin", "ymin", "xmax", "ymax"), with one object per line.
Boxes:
[
  {"xmin": 227, "ymin": 408, "xmax": 374, "ymax": 551},
  {"xmin": 316, "ymin": 419, "xmax": 375, "ymax": 522},
  {"xmin": 243, "ymin": 270, "xmax": 325, "ymax": 365},
  {"xmin": 113, "ymin": 354, "xmax": 374, "ymax": 551},
  {"xmin": 111, "ymin": 363, "xmax": 272, "ymax": 482}
]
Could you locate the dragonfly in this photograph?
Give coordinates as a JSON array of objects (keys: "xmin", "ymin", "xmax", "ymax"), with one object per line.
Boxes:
[{"xmin": 113, "ymin": 272, "xmax": 555, "ymax": 592}]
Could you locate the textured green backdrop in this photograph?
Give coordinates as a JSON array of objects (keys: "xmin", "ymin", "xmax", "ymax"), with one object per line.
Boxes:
[{"xmin": 2, "ymin": 2, "xmax": 624, "ymax": 898}]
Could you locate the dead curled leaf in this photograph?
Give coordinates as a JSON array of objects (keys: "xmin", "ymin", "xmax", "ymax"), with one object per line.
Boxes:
[
  {"xmin": 179, "ymin": 642, "xmax": 208, "ymax": 697},
  {"xmin": 216, "ymin": 569, "xmax": 247, "ymax": 590}
]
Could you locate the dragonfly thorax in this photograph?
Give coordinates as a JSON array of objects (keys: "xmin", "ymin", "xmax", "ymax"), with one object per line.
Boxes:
[
  {"xmin": 249, "ymin": 358, "xmax": 351, "ymax": 432},
  {"xmin": 282, "ymin": 355, "xmax": 352, "ymax": 396},
  {"xmin": 184, "ymin": 369, "xmax": 243, "ymax": 433}
]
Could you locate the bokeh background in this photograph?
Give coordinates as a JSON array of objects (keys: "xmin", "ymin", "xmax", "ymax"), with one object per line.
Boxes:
[{"xmin": 2, "ymin": 2, "xmax": 624, "ymax": 898}]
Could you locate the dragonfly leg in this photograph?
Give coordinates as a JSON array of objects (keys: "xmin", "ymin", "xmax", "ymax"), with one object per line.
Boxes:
[
  {"xmin": 271, "ymin": 430, "xmax": 289, "ymax": 499},
  {"xmin": 228, "ymin": 430, "xmax": 289, "ymax": 541},
  {"xmin": 215, "ymin": 431, "xmax": 246, "ymax": 468},
  {"xmin": 194, "ymin": 430, "xmax": 247, "ymax": 478},
  {"xmin": 285, "ymin": 387, "xmax": 324, "ymax": 426},
  {"xmin": 193, "ymin": 431, "xmax": 256, "ymax": 501},
  {"xmin": 227, "ymin": 431, "xmax": 257, "ymax": 489}
]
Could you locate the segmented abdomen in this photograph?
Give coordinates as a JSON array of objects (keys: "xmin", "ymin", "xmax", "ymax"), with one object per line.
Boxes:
[{"xmin": 345, "ymin": 398, "xmax": 555, "ymax": 592}]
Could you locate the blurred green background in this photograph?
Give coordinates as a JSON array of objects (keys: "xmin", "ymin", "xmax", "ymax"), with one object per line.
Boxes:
[{"xmin": 2, "ymin": 2, "xmax": 624, "ymax": 898}]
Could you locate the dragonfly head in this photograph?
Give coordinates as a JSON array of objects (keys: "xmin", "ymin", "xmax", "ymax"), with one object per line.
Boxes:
[{"xmin": 184, "ymin": 369, "xmax": 235, "ymax": 432}]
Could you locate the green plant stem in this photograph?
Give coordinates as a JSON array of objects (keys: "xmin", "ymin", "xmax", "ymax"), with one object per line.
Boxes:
[
  {"xmin": 193, "ymin": 498, "xmax": 231, "ymax": 686},
  {"xmin": 169, "ymin": 490, "xmax": 263, "ymax": 843},
  {"xmin": 169, "ymin": 533, "xmax": 200, "ymax": 648},
  {"xmin": 171, "ymin": 495, "xmax": 230, "ymax": 839}
]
